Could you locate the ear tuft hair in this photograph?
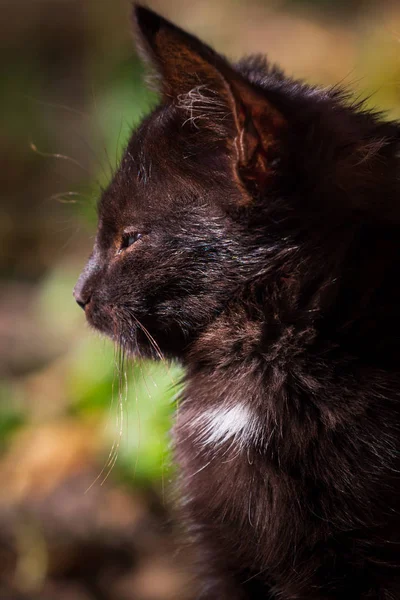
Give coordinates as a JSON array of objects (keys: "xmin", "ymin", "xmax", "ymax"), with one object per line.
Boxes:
[{"xmin": 132, "ymin": 3, "xmax": 287, "ymax": 196}]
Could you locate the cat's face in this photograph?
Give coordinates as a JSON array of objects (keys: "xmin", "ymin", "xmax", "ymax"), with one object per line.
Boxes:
[
  {"xmin": 73, "ymin": 6, "xmax": 289, "ymax": 358},
  {"xmin": 74, "ymin": 5, "xmax": 399, "ymax": 359},
  {"xmin": 73, "ymin": 107, "xmax": 252, "ymax": 357}
]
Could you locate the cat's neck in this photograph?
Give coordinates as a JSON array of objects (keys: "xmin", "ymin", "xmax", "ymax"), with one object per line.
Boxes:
[
  {"xmin": 179, "ymin": 296, "xmax": 325, "ymax": 465},
  {"xmin": 178, "ymin": 283, "xmax": 398, "ymax": 465}
]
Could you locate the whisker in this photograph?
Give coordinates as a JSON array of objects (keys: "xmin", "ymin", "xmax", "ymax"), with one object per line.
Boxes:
[
  {"xmin": 48, "ymin": 191, "xmax": 85, "ymax": 204},
  {"xmin": 128, "ymin": 312, "xmax": 178, "ymax": 391},
  {"xmin": 24, "ymin": 94, "xmax": 89, "ymax": 117},
  {"xmin": 30, "ymin": 142, "xmax": 92, "ymax": 175},
  {"xmin": 131, "ymin": 314, "xmax": 165, "ymax": 361},
  {"xmin": 74, "ymin": 129, "xmax": 112, "ymax": 186},
  {"xmin": 131, "ymin": 348, "xmax": 141, "ymax": 481},
  {"xmin": 137, "ymin": 358, "xmax": 157, "ymax": 417},
  {"xmin": 115, "ymin": 117, "xmax": 124, "ymax": 170},
  {"xmin": 99, "ymin": 341, "xmax": 125, "ymax": 486},
  {"xmin": 90, "ymin": 81, "xmax": 116, "ymax": 181},
  {"xmin": 27, "ymin": 89, "xmax": 115, "ymax": 186},
  {"xmin": 85, "ymin": 340, "xmax": 120, "ymax": 493}
]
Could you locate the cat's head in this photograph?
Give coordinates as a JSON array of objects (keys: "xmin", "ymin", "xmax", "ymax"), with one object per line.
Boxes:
[{"xmin": 74, "ymin": 5, "xmax": 400, "ymax": 359}]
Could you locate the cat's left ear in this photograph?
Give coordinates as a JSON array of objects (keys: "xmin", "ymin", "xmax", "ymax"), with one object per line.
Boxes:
[{"xmin": 133, "ymin": 5, "xmax": 287, "ymax": 190}]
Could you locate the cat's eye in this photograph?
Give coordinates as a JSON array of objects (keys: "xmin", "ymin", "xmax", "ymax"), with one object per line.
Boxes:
[{"xmin": 119, "ymin": 231, "xmax": 143, "ymax": 252}]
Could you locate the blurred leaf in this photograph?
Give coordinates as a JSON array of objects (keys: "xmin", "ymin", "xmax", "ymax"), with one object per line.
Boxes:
[
  {"xmin": 106, "ymin": 360, "xmax": 183, "ymax": 484},
  {"xmin": 0, "ymin": 383, "xmax": 25, "ymax": 449},
  {"xmin": 67, "ymin": 335, "xmax": 115, "ymax": 414},
  {"xmin": 36, "ymin": 267, "xmax": 84, "ymax": 337}
]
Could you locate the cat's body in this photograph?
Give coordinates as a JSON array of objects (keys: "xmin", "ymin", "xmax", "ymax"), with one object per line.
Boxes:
[
  {"xmin": 177, "ymin": 311, "xmax": 400, "ymax": 599},
  {"xmin": 74, "ymin": 6, "xmax": 400, "ymax": 598}
]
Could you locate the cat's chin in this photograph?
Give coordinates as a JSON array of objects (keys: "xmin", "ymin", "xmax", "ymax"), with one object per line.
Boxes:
[
  {"xmin": 83, "ymin": 302, "xmax": 128, "ymax": 348},
  {"xmin": 84, "ymin": 302, "xmax": 166, "ymax": 359}
]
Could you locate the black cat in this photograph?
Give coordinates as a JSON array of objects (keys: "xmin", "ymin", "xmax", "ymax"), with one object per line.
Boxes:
[{"xmin": 74, "ymin": 5, "xmax": 400, "ymax": 598}]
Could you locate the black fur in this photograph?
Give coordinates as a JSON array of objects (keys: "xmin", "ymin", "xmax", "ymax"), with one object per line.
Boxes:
[{"xmin": 74, "ymin": 6, "xmax": 400, "ymax": 598}]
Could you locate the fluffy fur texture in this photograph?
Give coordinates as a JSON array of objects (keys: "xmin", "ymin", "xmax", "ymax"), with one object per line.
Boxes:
[{"xmin": 74, "ymin": 5, "xmax": 400, "ymax": 598}]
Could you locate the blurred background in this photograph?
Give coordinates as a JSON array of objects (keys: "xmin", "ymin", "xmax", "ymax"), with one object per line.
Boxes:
[{"xmin": 2, "ymin": 0, "xmax": 400, "ymax": 598}]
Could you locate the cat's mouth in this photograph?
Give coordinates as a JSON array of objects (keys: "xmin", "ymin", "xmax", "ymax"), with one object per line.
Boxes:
[
  {"xmin": 84, "ymin": 299, "xmax": 118, "ymax": 338},
  {"xmin": 84, "ymin": 300, "xmax": 161, "ymax": 359}
]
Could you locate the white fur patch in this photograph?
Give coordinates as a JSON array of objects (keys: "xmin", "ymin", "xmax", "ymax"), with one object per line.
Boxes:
[{"xmin": 193, "ymin": 403, "xmax": 258, "ymax": 448}]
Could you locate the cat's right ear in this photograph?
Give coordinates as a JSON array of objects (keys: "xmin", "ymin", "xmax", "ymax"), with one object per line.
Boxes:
[
  {"xmin": 132, "ymin": 5, "xmax": 230, "ymax": 100},
  {"xmin": 133, "ymin": 5, "xmax": 287, "ymax": 198}
]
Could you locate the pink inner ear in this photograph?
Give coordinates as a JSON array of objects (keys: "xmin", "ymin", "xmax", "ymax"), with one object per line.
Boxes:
[{"xmin": 226, "ymin": 77, "xmax": 287, "ymax": 192}]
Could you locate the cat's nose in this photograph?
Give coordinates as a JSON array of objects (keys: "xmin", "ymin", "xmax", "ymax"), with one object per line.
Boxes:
[
  {"xmin": 74, "ymin": 252, "xmax": 100, "ymax": 310},
  {"xmin": 73, "ymin": 279, "xmax": 92, "ymax": 311}
]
